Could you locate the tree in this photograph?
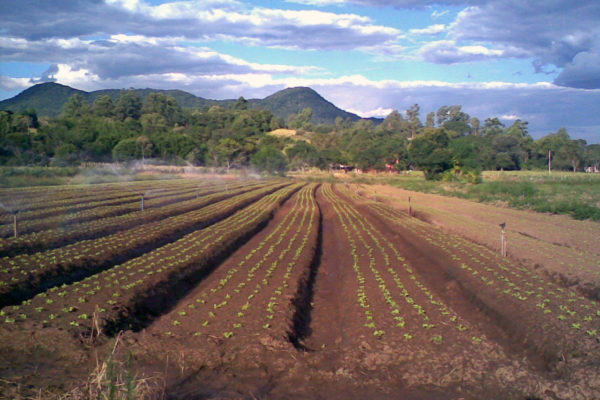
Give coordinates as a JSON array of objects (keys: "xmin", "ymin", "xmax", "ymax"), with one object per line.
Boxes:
[
  {"xmin": 214, "ymin": 138, "xmax": 242, "ymax": 171},
  {"xmin": 408, "ymin": 129, "xmax": 452, "ymax": 180},
  {"xmin": 426, "ymin": 112, "xmax": 435, "ymax": 128},
  {"xmin": 286, "ymin": 141, "xmax": 319, "ymax": 170},
  {"xmin": 112, "ymin": 138, "xmax": 141, "ymax": 162},
  {"xmin": 585, "ymin": 144, "xmax": 600, "ymax": 170},
  {"xmin": 406, "ymin": 104, "xmax": 421, "ymax": 139},
  {"xmin": 62, "ymin": 94, "xmax": 90, "ymax": 118},
  {"xmin": 233, "ymin": 96, "xmax": 249, "ymax": 110},
  {"xmin": 143, "ymin": 93, "xmax": 182, "ymax": 126},
  {"xmin": 54, "ymin": 143, "xmax": 79, "ymax": 165},
  {"xmin": 470, "ymin": 117, "xmax": 480, "ymax": 136},
  {"xmin": 251, "ymin": 145, "xmax": 288, "ymax": 175},
  {"xmin": 136, "ymin": 136, "xmax": 153, "ymax": 165},
  {"xmin": 381, "ymin": 110, "xmax": 405, "ymax": 135},
  {"xmin": 288, "ymin": 108, "xmax": 314, "ymax": 130},
  {"xmin": 115, "ymin": 90, "xmax": 142, "ymax": 121},
  {"xmin": 92, "ymin": 95, "xmax": 115, "ymax": 118}
]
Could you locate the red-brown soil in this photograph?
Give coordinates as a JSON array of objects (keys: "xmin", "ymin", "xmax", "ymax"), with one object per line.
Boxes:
[
  {"xmin": 358, "ymin": 184, "xmax": 600, "ymax": 300},
  {"xmin": 1, "ymin": 180, "xmax": 599, "ymax": 399}
]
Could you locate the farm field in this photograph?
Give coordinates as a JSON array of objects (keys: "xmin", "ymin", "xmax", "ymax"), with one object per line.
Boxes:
[
  {"xmin": 355, "ymin": 183, "xmax": 600, "ymax": 300},
  {"xmin": 0, "ymin": 177, "xmax": 599, "ymax": 399}
]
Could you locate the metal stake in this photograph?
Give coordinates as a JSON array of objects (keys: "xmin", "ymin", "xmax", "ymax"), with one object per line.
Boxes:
[{"xmin": 13, "ymin": 214, "xmax": 18, "ymax": 238}]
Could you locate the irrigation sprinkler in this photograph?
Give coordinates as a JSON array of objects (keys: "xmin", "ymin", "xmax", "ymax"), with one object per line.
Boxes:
[
  {"xmin": 12, "ymin": 211, "xmax": 18, "ymax": 238},
  {"xmin": 499, "ymin": 222, "xmax": 507, "ymax": 257},
  {"xmin": 1, "ymin": 205, "xmax": 19, "ymax": 238}
]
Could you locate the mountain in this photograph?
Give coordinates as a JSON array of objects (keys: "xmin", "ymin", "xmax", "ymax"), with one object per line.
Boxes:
[
  {"xmin": 0, "ymin": 83, "xmax": 86, "ymax": 117},
  {"xmin": 251, "ymin": 86, "xmax": 361, "ymax": 123},
  {"xmin": 0, "ymin": 82, "xmax": 371, "ymax": 124}
]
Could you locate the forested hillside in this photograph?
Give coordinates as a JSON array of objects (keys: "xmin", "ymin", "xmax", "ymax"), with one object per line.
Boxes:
[
  {"xmin": 0, "ymin": 88, "xmax": 598, "ymax": 178},
  {"xmin": 0, "ymin": 83, "xmax": 361, "ymax": 123}
]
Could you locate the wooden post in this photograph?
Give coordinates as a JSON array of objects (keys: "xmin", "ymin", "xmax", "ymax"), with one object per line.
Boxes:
[
  {"xmin": 141, "ymin": 195, "xmax": 145, "ymax": 211},
  {"xmin": 499, "ymin": 222, "xmax": 506, "ymax": 257},
  {"xmin": 548, "ymin": 150, "xmax": 552, "ymax": 175},
  {"xmin": 408, "ymin": 196, "xmax": 412, "ymax": 217},
  {"xmin": 13, "ymin": 214, "xmax": 18, "ymax": 238}
]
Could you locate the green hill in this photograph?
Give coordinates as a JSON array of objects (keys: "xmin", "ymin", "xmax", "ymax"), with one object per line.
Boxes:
[
  {"xmin": 0, "ymin": 83, "xmax": 86, "ymax": 117},
  {"xmin": 251, "ymin": 86, "xmax": 360, "ymax": 124},
  {"xmin": 0, "ymin": 83, "xmax": 368, "ymax": 124}
]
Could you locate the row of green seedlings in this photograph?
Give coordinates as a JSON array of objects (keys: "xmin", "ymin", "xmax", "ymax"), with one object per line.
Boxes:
[
  {"xmin": 337, "ymin": 185, "xmax": 480, "ymax": 344},
  {"xmin": 0, "ymin": 181, "xmax": 220, "ymax": 238},
  {"xmin": 234, "ymin": 184, "xmax": 317, "ymax": 336},
  {"xmin": 321, "ymin": 185, "xmax": 383, "ymax": 336},
  {"xmin": 0, "ymin": 183, "xmax": 284, "ymax": 303},
  {"xmin": 509, "ymin": 230, "xmax": 599, "ymax": 278},
  {"xmin": 364, "ymin": 197, "xmax": 600, "ymax": 342},
  {"xmin": 164, "ymin": 184, "xmax": 317, "ymax": 339},
  {"xmin": 0, "ymin": 184, "xmax": 302, "ymax": 330},
  {"xmin": 261, "ymin": 186, "xmax": 318, "ymax": 334},
  {"xmin": 0, "ymin": 181, "xmax": 263, "ymax": 256},
  {"xmin": 0, "ymin": 178, "xmax": 197, "ymax": 230},
  {"xmin": 0, "ymin": 181, "xmax": 199, "ymax": 231},
  {"xmin": 0, "ymin": 179, "xmax": 179, "ymax": 218},
  {"xmin": 327, "ymin": 185, "xmax": 472, "ymax": 345}
]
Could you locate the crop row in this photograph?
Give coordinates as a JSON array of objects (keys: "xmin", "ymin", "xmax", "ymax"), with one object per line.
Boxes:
[
  {"xmin": 324, "ymin": 184, "xmax": 476, "ymax": 346},
  {"xmin": 0, "ymin": 182, "xmax": 287, "ymax": 308},
  {"xmin": 344, "ymin": 185, "xmax": 600, "ymax": 357},
  {"xmin": 0, "ymin": 182, "xmax": 225, "ymax": 238},
  {"xmin": 0, "ymin": 179, "xmax": 187, "ymax": 217},
  {"xmin": 0, "ymin": 180, "xmax": 264, "ymax": 256},
  {"xmin": 153, "ymin": 183, "xmax": 319, "ymax": 341},
  {"xmin": 0, "ymin": 183, "xmax": 191, "ymax": 229},
  {"xmin": 0, "ymin": 183, "xmax": 303, "ymax": 335},
  {"xmin": 386, "ymin": 195, "xmax": 599, "ymax": 281}
]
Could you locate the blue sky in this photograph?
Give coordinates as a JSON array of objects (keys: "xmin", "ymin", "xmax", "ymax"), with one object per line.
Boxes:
[{"xmin": 0, "ymin": 0, "xmax": 598, "ymax": 142}]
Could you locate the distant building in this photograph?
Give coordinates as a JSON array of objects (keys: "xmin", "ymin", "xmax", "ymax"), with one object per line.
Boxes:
[{"xmin": 331, "ymin": 164, "xmax": 355, "ymax": 173}]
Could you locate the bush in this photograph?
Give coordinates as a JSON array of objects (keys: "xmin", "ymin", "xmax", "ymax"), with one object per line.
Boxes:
[{"xmin": 251, "ymin": 146, "xmax": 288, "ymax": 175}]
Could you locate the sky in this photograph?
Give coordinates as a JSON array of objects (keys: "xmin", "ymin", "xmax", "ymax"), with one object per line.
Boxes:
[{"xmin": 0, "ymin": 0, "xmax": 599, "ymax": 143}]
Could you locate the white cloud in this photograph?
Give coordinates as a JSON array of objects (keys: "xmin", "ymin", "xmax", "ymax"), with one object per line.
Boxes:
[
  {"xmin": 410, "ymin": 24, "xmax": 445, "ymax": 36},
  {"xmin": 449, "ymin": 1, "xmax": 600, "ymax": 87},
  {"xmin": 0, "ymin": 0, "xmax": 403, "ymax": 53},
  {"xmin": 346, "ymin": 106, "xmax": 395, "ymax": 118},
  {"xmin": 431, "ymin": 9, "xmax": 450, "ymax": 18},
  {"xmin": 0, "ymin": 76, "xmax": 33, "ymax": 91},
  {"xmin": 285, "ymin": 0, "xmax": 346, "ymax": 5},
  {"xmin": 419, "ymin": 40, "xmax": 526, "ymax": 63}
]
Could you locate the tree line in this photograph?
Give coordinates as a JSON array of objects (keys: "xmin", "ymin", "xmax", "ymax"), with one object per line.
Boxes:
[{"xmin": 0, "ymin": 91, "xmax": 598, "ymax": 179}]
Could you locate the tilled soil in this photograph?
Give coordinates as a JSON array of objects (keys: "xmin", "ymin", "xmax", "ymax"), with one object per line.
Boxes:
[
  {"xmin": 1, "ymin": 182, "xmax": 599, "ymax": 399},
  {"xmin": 358, "ymin": 183, "xmax": 600, "ymax": 300}
]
